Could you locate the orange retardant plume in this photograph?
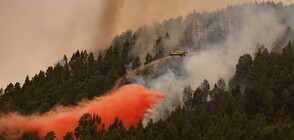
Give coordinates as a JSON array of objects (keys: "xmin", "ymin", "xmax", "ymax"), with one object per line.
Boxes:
[{"xmin": 0, "ymin": 85, "xmax": 166, "ymax": 139}]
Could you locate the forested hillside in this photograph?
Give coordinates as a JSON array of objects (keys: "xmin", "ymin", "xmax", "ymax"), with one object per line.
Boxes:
[
  {"xmin": 1, "ymin": 1, "xmax": 294, "ymax": 140},
  {"xmin": 1, "ymin": 0, "xmax": 294, "ymax": 115},
  {"xmin": 6, "ymin": 41, "xmax": 294, "ymax": 140}
]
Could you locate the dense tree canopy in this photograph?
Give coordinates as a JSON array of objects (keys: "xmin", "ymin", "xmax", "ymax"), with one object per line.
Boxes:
[
  {"xmin": 1, "ymin": 40, "xmax": 292, "ymax": 140},
  {"xmin": 0, "ymin": 39, "xmax": 134, "ymax": 114},
  {"xmin": 1, "ymin": 2, "xmax": 294, "ymax": 139}
]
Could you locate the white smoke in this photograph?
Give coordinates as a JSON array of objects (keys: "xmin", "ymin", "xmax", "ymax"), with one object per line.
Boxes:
[{"xmin": 134, "ymin": 2, "xmax": 288, "ymax": 122}]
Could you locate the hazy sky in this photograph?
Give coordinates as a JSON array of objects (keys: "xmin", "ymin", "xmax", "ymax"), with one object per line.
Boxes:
[{"xmin": 0, "ymin": 0, "xmax": 293, "ymax": 88}]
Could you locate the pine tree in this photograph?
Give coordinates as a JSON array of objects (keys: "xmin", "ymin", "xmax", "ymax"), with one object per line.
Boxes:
[{"xmin": 132, "ymin": 56, "xmax": 141, "ymax": 69}]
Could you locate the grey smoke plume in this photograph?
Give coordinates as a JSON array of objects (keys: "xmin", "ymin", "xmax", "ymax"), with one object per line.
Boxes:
[
  {"xmin": 0, "ymin": 0, "xmax": 291, "ymax": 122},
  {"xmin": 129, "ymin": 2, "xmax": 292, "ymax": 122},
  {"xmin": 1, "ymin": 0, "xmax": 292, "ymax": 88}
]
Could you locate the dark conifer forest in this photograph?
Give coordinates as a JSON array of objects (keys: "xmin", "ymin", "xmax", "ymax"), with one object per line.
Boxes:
[{"xmin": 1, "ymin": 1, "xmax": 294, "ymax": 140}]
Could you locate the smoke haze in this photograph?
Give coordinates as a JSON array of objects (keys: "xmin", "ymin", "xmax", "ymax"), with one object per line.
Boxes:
[
  {"xmin": 130, "ymin": 2, "xmax": 292, "ymax": 122},
  {"xmin": 0, "ymin": 0, "xmax": 292, "ymax": 88},
  {"xmin": 1, "ymin": 1, "xmax": 294, "ymax": 138}
]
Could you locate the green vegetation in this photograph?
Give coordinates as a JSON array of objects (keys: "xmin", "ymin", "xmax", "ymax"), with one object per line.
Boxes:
[
  {"xmin": 4, "ymin": 41, "xmax": 293, "ymax": 140},
  {"xmin": 1, "ymin": 2, "xmax": 294, "ymax": 139},
  {"xmin": 0, "ymin": 39, "xmax": 135, "ymax": 114}
]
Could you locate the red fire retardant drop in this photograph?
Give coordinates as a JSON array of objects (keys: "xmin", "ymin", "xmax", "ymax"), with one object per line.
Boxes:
[{"xmin": 0, "ymin": 85, "xmax": 166, "ymax": 139}]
